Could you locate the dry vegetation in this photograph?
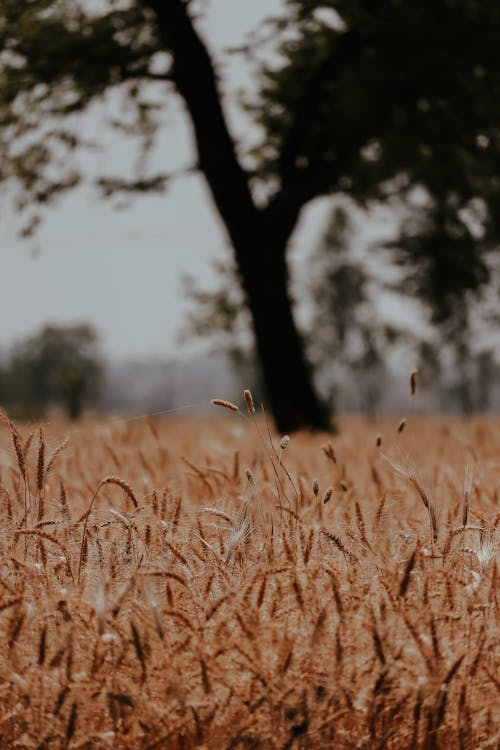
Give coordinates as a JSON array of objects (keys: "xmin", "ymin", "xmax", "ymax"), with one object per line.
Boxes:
[{"xmin": 0, "ymin": 399, "xmax": 498, "ymax": 749}]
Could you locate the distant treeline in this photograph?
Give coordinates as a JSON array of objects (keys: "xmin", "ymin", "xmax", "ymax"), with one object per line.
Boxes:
[{"xmin": 1, "ymin": 319, "xmax": 499, "ymax": 422}]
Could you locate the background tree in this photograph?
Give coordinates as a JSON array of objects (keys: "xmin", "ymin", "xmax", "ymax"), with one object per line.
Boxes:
[
  {"xmin": 2, "ymin": 324, "xmax": 102, "ymax": 420},
  {"xmin": 307, "ymin": 204, "xmax": 405, "ymax": 417},
  {"xmin": 385, "ymin": 194, "xmax": 500, "ymax": 414},
  {"xmin": 2, "ymin": 0, "xmax": 500, "ymax": 430},
  {"xmin": 413, "ymin": 292, "xmax": 500, "ymax": 415}
]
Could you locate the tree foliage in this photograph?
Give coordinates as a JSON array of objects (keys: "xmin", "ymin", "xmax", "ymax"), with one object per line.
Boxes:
[
  {"xmin": 0, "ymin": 0, "xmax": 167, "ymax": 232},
  {"xmin": 2, "ymin": 1, "xmax": 500, "ymax": 294},
  {"xmin": 253, "ymin": 0, "xmax": 500, "ymax": 313}
]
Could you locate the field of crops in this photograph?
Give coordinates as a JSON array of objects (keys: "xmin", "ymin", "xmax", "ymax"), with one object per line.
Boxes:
[{"xmin": 0, "ymin": 401, "xmax": 498, "ymax": 749}]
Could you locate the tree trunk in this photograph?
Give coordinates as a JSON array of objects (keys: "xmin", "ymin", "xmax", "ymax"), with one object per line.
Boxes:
[
  {"xmin": 61, "ymin": 378, "xmax": 85, "ymax": 421},
  {"xmin": 147, "ymin": 0, "xmax": 331, "ymax": 432},
  {"xmin": 235, "ymin": 236, "xmax": 332, "ymax": 434}
]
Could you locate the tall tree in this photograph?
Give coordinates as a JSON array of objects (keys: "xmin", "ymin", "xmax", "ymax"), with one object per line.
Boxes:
[{"xmin": 1, "ymin": 0, "xmax": 500, "ymax": 430}]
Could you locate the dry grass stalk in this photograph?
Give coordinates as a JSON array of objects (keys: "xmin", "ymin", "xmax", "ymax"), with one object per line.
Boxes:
[
  {"xmin": 321, "ymin": 530, "xmax": 356, "ymax": 563},
  {"xmin": 66, "ymin": 701, "xmax": 78, "ymax": 741},
  {"xmin": 38, "ymin": 625, "xmax": 47, "ymax": 666},
  {"xmin": 163, "ymin": 537, "xmax": 188, "ymax": 566},
  {"xmin": 23, "ymin": 430, "xmax": 35, "ymax": 460},
  {"xmin": 206, "ymin": 592, "xmax": 233, "ymax": 621},
  {"xmin": 131, "ymin": 621, "xmax": 147, "ymax": 678},
  {"xmin": 292, "ymin": 577, "xmax": 305, "ymax": 610},
  {"xmin": 37, "ymin": 427, "xmax": 45, "ymax": 495},
  {"xmin": 99, "ymin": 475, "xmax": 138, "ymax": 508},
  {"xmin": 8, "ymin": 608, "xmax": 26, "ymax": 649},
  {"xmin": 15, "ymin": 529, "xmax": 73, "ymax": 578},
  {"xmin": 1, "ymin": 412, "xmax": 26, "ymax": 480},
  {"xmin": 45, "ymin": 436, "xmax": 69, "ymax": 476},
  {"xmin": 0, "ymin": 597, "xmax": 22, "ymax": 614},
  {"xmin": 463, "ymin": 464, "xmax": 477, "ymax": 528},
  {"xmin": 76, "ymin": 475, "xmax": 138, "ymax": 582},
  {"xmin": 399, "ymin": 547, "xmax": 418, "ymax": 597},
  {"xmin": 384, "ymin": 455, "xmax": 438, "ymax": 544},
  {"xmin": 0, "ymin": 412, "xmax": 496, "ymax": 748}
]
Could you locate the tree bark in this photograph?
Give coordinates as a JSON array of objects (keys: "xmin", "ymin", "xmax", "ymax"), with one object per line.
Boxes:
[{"xmin": 145, "ymin": 0, "xmax": 331, "ymax": 432}]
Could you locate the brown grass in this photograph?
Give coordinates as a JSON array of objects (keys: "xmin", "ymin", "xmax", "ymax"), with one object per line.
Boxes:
[{"xmin": 0, "ymin": 409, "xmax": 498, "ymax": 749}]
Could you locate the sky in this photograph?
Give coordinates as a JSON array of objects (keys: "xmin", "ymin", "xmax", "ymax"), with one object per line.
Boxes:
[{"xmin": 2, "ymin": 0, "xmax": 329, "ymax": 361}]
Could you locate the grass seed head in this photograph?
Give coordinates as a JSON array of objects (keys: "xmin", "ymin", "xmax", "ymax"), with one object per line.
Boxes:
[
  {"xmin": 323, "ymin": 487, "xmax": 333, "ymax": 505},
  {"xmin": 280, "ymin": 434, "xmax": 290, "ymax": 450},
  {"xmin": 410, "ymin": 369, "xmax": 418, "ymax": 396},
  {"xmin": 323, "ymin": 442, "xmax": 336, "ymax": 462},
  {"xmin": 211, "ymin": 398, "xmax": 239, "ymax": 413},
  {"xmin": 243, "ymin": 389, "xmax": 255, "ymax": 415}
]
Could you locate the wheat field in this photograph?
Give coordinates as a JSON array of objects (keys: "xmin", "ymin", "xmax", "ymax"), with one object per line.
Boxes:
[{"xmin": 0, "ymin": 401, "xmax": 498, "ymax": 749}]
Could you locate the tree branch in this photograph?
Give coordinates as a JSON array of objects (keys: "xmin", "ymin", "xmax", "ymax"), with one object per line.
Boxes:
[
  {"xmin": 263, "ymin": 163, "xmax": 340, "ymax": 244},
  {"xmin": 142, "ymin": 0, "xmax": 259, "ymax": 252},
  {"xmin": 141, "ymin": 1, "xmax": 343, "ymax": 256}
]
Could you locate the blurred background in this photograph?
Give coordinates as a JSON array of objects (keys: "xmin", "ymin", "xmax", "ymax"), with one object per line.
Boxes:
[{"xmin": 1, "ymin": 0, "xmax": 500, "ymax": 425}]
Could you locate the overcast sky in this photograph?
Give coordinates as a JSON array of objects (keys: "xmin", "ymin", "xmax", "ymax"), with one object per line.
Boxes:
[{"xmin": 1, "ymin": 0, "xmax": 385, "ymax": 362}]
